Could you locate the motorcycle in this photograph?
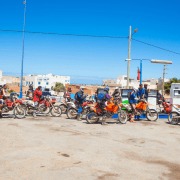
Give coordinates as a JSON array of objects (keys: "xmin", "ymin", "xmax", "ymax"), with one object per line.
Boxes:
[
  {"xmin": 1, "ymin": 93, "xmax": 26, "ymax": 119},
  {"xmin": 25, "ymin": 95, "xmax": 62, "ymax": 117},
  {"xmin": 67, "ymin": 96, "xmax": 94, "ymax": 119},
  {"xmin": 157, "ymin": 100, "xmax": 171, "ymax": 114},
  {"xmin": 168, "ymin": 104, "xmax": 180, "ymax": 124},
  {"xmin": 86, "ymin": 98, "xmax": 127, "ymax": 124},
  {"xmin": 121, "ymin": 99, "xmax": 158, "ymax": 121}
]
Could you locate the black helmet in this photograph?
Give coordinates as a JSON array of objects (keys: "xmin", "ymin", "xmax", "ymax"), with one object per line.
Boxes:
[
  {"xmin": 29, "ymin": 84, "xmax": 33, "ymax": 90},
  {"xmin": 38, "ymin": 86, "xmax": 42, "ymax": 90}
]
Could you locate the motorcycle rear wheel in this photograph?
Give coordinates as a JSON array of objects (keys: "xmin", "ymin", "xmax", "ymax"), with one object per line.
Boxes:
[
  {"xmin": 50, "ymin": 105, "xmax": 62, "ymax": 117},
  {"xmin": 146, "ymin": 109, "xmax": 158, "ymax": 121},
  {"xmin": 67, "ymin": 108, "xmax": 78, "ymax": 119},
  {"xmin": 13, "ymin": 106, "xmax": 26, "ymax": 119},
  {"xmin": 86, "ymin": 112, "xmax": 99, "ymax": 124}
]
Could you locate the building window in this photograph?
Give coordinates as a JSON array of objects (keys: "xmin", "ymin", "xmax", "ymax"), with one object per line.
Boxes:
[
  {"xmin": 46, "ymin": 82, "xmax": 49, "ymax": 85},
  {"xmin": 38, "ymin": 82, "xmax": 41, "ymax": 85},
  {"xmin": 65, "ymin": 80, "xmax": 67, "ymax": 82},
  {"xmin": 32, "ymin": 82, "xmax": 33, "ymax": 84},
  {"xmin": 29, "ymin": 82, "xmax": 30, "ymax": 84}
]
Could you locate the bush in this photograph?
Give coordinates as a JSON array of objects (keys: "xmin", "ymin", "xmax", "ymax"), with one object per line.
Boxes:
[
  {"xmin": 51, "ymin": 83, "xmax": 66, "ymax": 92},
  {"xmin": 8, "ymin": 90, "xmax": 14, "ymax": 93}
]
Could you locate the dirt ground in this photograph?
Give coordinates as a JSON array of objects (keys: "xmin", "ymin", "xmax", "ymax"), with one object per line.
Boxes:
[{"xmin": 0, "ymin": 113, "xmax": 180, "ymax": 180}]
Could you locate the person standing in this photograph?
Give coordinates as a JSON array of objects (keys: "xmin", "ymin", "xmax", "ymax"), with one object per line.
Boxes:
[
  {"xmin": 144, "ymin": 84, "xmax": 150, "ymax": 101},
  {"xmin": 33, "ymin": 86, "xmax": 42, "ymax": 117},
  {"xmin": 137, "ymin": 84, "xmax": 145, "ymax": 99}
]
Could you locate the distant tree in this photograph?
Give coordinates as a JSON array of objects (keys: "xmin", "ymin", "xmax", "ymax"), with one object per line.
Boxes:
[
  {"xmin": 51, "ymin": 83, "xmax": 66, "ymax": 93},
  {"xmin": 164, "ymin": 78, "xmax": 180, "ymax": 94}
]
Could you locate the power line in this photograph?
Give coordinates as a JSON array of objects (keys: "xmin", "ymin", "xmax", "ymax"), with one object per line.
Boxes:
[
  {"xmin": 131, "ymin": 38, "xmax": 180, "ymax": 55},
  {"xmin": 1, "ymin": 29, "xmax": 180, "ymax": 55},
  {"xmin": 0, "ymin": 29, "xmax": 127, "ymax": 39}
]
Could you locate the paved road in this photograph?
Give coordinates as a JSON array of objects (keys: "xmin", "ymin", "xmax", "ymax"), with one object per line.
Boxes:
[{"xmin": 0, "ymin": 114, "xmax": 180, "ymax": 180}]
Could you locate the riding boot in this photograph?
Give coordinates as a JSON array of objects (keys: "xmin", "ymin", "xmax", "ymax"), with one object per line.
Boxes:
[
  {"xmin": 101, "ymin": 116, "xmax": 108, "ymax": 125},
  {"xmin": 77, "ymin": 114, "xmax": 81, "ymax": 121}
]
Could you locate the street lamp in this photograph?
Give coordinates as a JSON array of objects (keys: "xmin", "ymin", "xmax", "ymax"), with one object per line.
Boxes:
[
  {"xmin": 151, "ymin": 59, "xmax": 172, "ymax": 96},
  {"xmin": 20, "ymin": 0, "xmax": 27, "ymax": 98},
  {"xmin": 127, "ymin": 26, "xmax": 138, "ymax": 89}
]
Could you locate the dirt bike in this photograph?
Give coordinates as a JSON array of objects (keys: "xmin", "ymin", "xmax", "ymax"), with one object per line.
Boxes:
[
  {"xmin": 25, "ymin": 95, "xmax": 62, "ymax": 117},
  {"xmin": 67, "ymin": 98, "xmax": 94, "ymax": 119},
  {"xmin": 121, "ymin": 99, "xmax": 158, "ymax": 121},
  {"xmin": 86, "ymin": 98, "xmax": 127, "ymax": 124},
  {"xmin": 1, "ymin": 93, "xmax": 26, "ymax": 119},
  {"xmin": 168, "ymin": 104, "xmax": 180, "ymax": 124},
  {"xmin": 157, "ymin": 100, "xmax": 171, "ymax": 114}
]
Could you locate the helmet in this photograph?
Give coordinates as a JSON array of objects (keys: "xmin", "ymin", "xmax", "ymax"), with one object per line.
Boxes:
[
  {"xmin": 115, "ymin": 87, "xmax": 119, "ymax": 90},
  {"xmin": 68, "ymin": 87, "xmax": 71, "ymax": 92},
  {"xmin": 29, "ymin": 84, "xmax": 33, "ymax": 90},
  {"xmin": 38, "ymin": 86, "xmax": 42, "ymax": 90},
  {"xmin": 104, "ymin": 86, "xmax": 109, "ymax": 93},
  {"xmin": 80, "ymin": 86, "xmax": 85, "ymax": 93}
]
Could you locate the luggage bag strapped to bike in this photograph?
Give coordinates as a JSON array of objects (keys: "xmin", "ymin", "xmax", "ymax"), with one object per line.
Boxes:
[{"xmin": 96, "ymin": 92, "xmax": 106, "ymax": 104}]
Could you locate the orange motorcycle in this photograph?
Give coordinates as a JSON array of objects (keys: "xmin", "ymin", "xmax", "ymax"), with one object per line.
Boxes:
[
  {"xmin": 86, "ymin": 98, "xmax": 127, "ymax": 124},
  {"xmin": 121, "ymin": 99, "xmax": 158, "ymax": 121}
]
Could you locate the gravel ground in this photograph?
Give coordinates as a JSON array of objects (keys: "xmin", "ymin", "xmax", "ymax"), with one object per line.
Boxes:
[{"xmin": 0, "ymin": 113, "xmax": 180, "ymax": 180}]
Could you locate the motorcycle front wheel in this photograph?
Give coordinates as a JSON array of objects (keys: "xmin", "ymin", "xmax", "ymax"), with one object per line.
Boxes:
[
  {"xmin": 118, "ymin": 110, "xmax": 128, "ymax": 124},
  {"xmin": 13, "ymin": 106, "xmax": 26, "ymax": 119},
  {"xmin": 86, "ymin": 112, "xmax": 99, "ymax": 124},
  {"xmin": 67, "ymin": 108, "xmax": 78, "ymax": 119},
  {"xmin": 50, "ymin": 105, "xmax": 62, "ymax": 117},
  {"xmin": 168, "ymin": 112, "xmax": 179, "ymax": 124},
  {"xmin": 146, "ymin": 109, "xmax": 158, "ymax": 121},
  {"xmin": 60, "ymin": 104, "xmax": 67, "ymax": 114}
]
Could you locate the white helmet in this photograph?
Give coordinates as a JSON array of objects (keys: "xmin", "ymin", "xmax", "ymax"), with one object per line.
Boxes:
[
  {"xmin": 133, "ymin": 88, "xmax": 138, "ymax": 94},
  {"xmin": 115, "ymin": 87, "xmax": 119, "ymax": 90},
  {"xmin": 80, "ymin": 86, "xmax": 85, "ymax": 92}
]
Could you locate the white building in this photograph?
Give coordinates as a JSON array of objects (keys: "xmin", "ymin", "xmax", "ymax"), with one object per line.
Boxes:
[
  {"xmin": 157, "ymin": 77, "xmax": 170, "ymax": 89},
  {"xmin": 25, "ymin": 73, "xmax": 70, "ymax": 90},
  {"xmin": 0, "ymin": 70, "xmax": 6, "ymax": 85},
  {"xmin": 103, "ymin": 75, "xmax": 158, "ymax": 89}
]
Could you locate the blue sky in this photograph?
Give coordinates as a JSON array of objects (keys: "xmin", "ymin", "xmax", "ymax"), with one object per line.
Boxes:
[{"xmin": 0, "ymin": 0, "xmax": 180, "ymax": 84}]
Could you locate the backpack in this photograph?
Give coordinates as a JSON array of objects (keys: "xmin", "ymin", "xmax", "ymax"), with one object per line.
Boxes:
[
  {"xmin": 96, "ymin": 92, "xmax": 106, "ymax": 103},
  {"xmin": 127, "ymin": 91, "xmax": 131, "ymax": 101},
  {"xmin": 75, "ymin": 92, "xmax": 80, "ymax": 101}
]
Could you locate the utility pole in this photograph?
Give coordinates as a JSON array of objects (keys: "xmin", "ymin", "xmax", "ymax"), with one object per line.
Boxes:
[
  {"xmin": 127, "ymin": 26, "xmax": 131, "ymax": 89},
  {"xmin": 162, "ymin": 65, "xmax": 168, "ymax": 96},
  {"xmin": 20, "ymin": 0, "xmax": 27, "ymax": 98}
]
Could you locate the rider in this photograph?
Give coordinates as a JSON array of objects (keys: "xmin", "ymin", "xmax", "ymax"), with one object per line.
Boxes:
[
  {"xmin": 64, "ymin": 86, "xmax": 72, "ymax": 102},
  {"xmin": 129, "ymin": 88, "xmax": 138, "ymax": 123},
  {"xmin": 75, "ymin": 86, "xmax": 87, "ymax": 121},
  {"xmin": 112, "ymin": 87, "xmax": 121, "ymax": 101},
  {"xmin": 33, "ymin": 86, "xmax": 42, "ymax": 117},
  {"xmin": 26, "ymin": 84, "xmax": 34, "ymax": 100},
  {"xmin": 97, "ymin": 86, "xmax": 111, "ymax": 125}
]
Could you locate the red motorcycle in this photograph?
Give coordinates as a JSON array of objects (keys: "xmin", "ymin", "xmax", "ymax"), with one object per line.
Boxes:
[
  {"xmin": 1, "ymin": 93, "xmax": 26, "ymax": 119},
  {"xmin": 25, "ymin": 95, "xmax": 62, "ymax": 117}
]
